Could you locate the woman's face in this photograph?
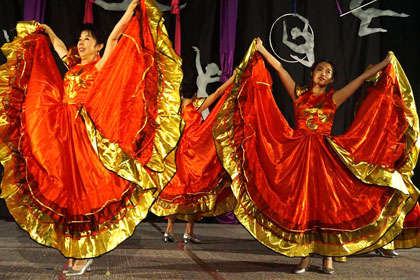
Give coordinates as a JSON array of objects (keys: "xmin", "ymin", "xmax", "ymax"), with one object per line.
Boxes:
[
  {"xmin": 77, "ymin": 30, "xmax": 102, "ymax": 58},
  {"xmin": 311, "ymin": 62, "xmax": 334, "ymax": 86}
]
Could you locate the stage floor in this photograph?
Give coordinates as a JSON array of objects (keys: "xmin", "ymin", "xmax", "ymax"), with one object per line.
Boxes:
[{"xmin": 0, "ymin": 219, "xmax": 419, "ymax": 279}]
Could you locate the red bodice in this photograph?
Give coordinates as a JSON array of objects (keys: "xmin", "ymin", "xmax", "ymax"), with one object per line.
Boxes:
[
  {"xmin": 63, "ymin": 60, "xmax": 99, "ymax": 104},
  {"xmin": 294, "ymin": 89, "xmax": 336, "ymax": 135}
]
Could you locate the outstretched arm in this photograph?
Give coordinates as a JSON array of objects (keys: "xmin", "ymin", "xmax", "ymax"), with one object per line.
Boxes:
[
  {"xmin": 256, "ymin": 38, "xmax": 297, "ymax": 101},
  {"xmin": 198, "ymin": 70, "xmax": 237, "ymax": 113},
  {"xmin": 41, "ymin": 24, "xmax": 68, "ymax": 58},
  {"xmin": 208, "ymin": 76, "xmax": 221, "ymax": 83},
  {"xmin": 333, "ymin": 53, "xmax": 392, "ymax": 108},
  {"xmin": 96, "ymin": 0, "xmax": 139, "ymax": 70},
  {"xmin": 193, "ymin": 46, "xmax": 204, "ymax": 75}
]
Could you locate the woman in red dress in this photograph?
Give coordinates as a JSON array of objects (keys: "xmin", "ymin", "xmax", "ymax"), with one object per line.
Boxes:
[
  {"xmin": 152, "ymin": 73, "xmax": 237, "ymax": 243},
  {"xmin": 0, "ymin": 0, "xmax": 182, "ymax": 275},
  {"xmin": 212, "ymin": 37, "xmax": 419, "ymax": 274}
]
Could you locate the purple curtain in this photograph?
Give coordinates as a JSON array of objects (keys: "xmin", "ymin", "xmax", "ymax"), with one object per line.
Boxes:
[
  {"xmin": 24, "ymin": 0, "xmax": 46, "ymax": 23},
  {"xmin": 219, "ymin": 0, "xmax": 238, "ymax": 82},
  {"xmin": 217, "ymin": 0, "xmax": 239, "ymax": 225}
]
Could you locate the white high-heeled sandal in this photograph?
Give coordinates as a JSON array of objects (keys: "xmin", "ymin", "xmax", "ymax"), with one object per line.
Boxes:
[{"xmin": 65, "ymin": 259, "xmax": 93, "ymax": 276}]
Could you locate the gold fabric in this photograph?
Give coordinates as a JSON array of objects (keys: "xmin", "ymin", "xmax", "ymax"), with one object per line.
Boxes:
[
  {"xmin": 144, "ymin": 0, "xmax": 184, "ymax": 173},
  {"xmin": 81, "ymin": 0, "xmax": 183, "ymax": 194},
  {"xmin": 0, "ymin": 0, "xmax": 183, "ymax": 258},
  {"xmin": 213, "ymin": 41, "xmax": 418, "ymax": 257},
  {"xmin": 192, "ymin": 97, "xmax": 207, "ymax": 111},
  {"xmin": 151, "ymin": 173, "xmax": 236, "ymax": 220},
  {"xmin": 295, "ymin": 84, "xmax": 309, "ymax": 97}
]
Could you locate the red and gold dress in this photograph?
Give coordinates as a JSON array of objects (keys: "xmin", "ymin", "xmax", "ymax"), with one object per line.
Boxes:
[
  {"xmin": 213, "ymin": 40, "xmax": 419, "ymax": 257},
  {"xmin": 0, "ymin": 0, "xmax": 182, "ymax": 258},
  {"xmin": 394, "ymin": 202, "xmax": 420, "ymax": 249},
  {"xmin": 152, "ymin": 96, "xmax": 235, "ymax": 219}
]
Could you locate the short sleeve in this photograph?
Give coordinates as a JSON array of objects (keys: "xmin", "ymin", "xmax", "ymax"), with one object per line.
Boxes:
[
  {"xmin": 61, "ymin": 46, "xmax": 81, "ymax": 69},
  {"xmin": 295, "ymin": 84, "xmax": 309, "ymax": 98},
  {"xmin": 192, "ymin": 97, "xmax": 207, "ymax": 111}
]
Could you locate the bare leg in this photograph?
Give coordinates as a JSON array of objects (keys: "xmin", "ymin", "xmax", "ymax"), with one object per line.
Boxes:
[
  {"xmin": 65, "ymin": 259, "xmax": 93, "ymax": 276},
  {"xmin": 292, "ymin": 256, "xmax": 310, "ymax": 274},
  {"xmin": 323, "ymin": 257, "xmax": 333, "ymax": 269},
  {"xmin": 163, "ymin": 215, "xmax": 176, "ymax": 242},
  {"xmin": 63, "ymin": 258, "xmax": 74, "ymax": 272},
  {"xmin": 183, "ymin": 214, "xmax": 202, "ymax": 243},
  {"xmin": 166, "ymin": 214, "xmax": 176, "ymax": 234},
  {"xmin": 73, "ymin": 259, "xmax": 88, "ymax": 270},
  {"xmin": 321, "ymin": 256, "xmax": 334, "ymax": 274},
  {"xmin": 185, "ymin": 214, "xmax": 196, "ymax": 235}
]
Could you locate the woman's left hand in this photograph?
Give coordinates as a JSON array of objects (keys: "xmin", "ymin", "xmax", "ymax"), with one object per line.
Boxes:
[
  {"xmin": 379, "ymin": 52, "xmax": 392, "ymax": 68},
  {"xmin": 128, "ymin": 0, "xmax": 139, "ymax": 12}
]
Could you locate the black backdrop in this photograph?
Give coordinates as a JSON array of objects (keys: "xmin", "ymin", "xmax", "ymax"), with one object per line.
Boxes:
[{"xmin": 0, "ymin": 0, "xmax": 419, "ymax": 218}]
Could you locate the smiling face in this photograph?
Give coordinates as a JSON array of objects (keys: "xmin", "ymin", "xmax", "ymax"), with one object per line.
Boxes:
[
  {"xmin": 77, "ymin": 30, "xmax": 103, "ymax": 63},
  {"xmin": 311, "ymin": 61, "xmax": 334, "ymax": 87}
]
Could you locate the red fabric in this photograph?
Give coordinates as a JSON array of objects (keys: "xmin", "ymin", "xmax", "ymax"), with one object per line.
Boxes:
[
  {"xmin": 395, "ymin": 201, "xmax": 420, "ymax": 248},
  {"xmin": 403, "ymin": 203, "xmax": 420, "ymax": 228},
  {"xmin": 231, "ymin": 53, "xmax": 405, "ymax": 233},
  {"xmin": 158, "ymin": 94, "xmax": 232, "ymax": 210},
  {"xmin": 2, "ymin": 6, "xmax": 158, "ymax": 236},
  {"xmin": 7, "ymin": 35, "xmax": 136, "ymax": 234},
  {"xmin": 85, "ymin": 6, "xmax": 158, "ymax": 163},
  {"xmin": 171, "ymin": 0, "xmax": 181, "ymax": 55},
  {"xmin": 83, "ymin": 0, "xmax": 94, "ymax": 24},
  {"xmin": 332, "ymin": 65, "xmax": 409, "ymax": 169}
]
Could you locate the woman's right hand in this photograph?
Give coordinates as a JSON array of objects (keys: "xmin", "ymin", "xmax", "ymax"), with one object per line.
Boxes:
[
  {"xmin": 256, "ymin": 37, "xmax": 264, "ymax": 51},
  {"xmin": 40, "ymin": 24, "xmax": 49, "ymax": 33},
  {"xmin": 128, "ymin": 0, "xmax": 139, "ymax": 12},
  {"xmin": 379, "ymin": 52, "xmax": 392, "ymax": 68}
]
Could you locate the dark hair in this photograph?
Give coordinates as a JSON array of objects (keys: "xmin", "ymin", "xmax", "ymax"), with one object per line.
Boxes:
[
  {"xmin": 311, "ymin": 59, "xmax": 337, "ymax": 79},
  {"xmin": 77, "ymin": 23, "xmax": 106, "ymax": 46},
  {"xmin": 180, "ymin": 78, "xmax": 198, "ymax": 99}
]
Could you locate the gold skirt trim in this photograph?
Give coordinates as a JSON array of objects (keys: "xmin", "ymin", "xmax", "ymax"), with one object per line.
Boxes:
[
  {"xmin": 79, "ymin": 0, "xmax": 183, "ymax": 198},
  {"xmin": 213, "ymin": 39, "xmax": 417, "ymax": 257},
  {"xmin": 394, "ymin": 227, "xmax": 420, "ymax": 249},
  {"xmin": 0, "ymin": 0, "xmax": 182, "ymax": 258},
  {"xmin": 0, "ymin": 24, "xmax": 157, "ymax": 258},
  {"xmin": 151, "ymin": 173, "xmax": 236, "ymax": 219}
]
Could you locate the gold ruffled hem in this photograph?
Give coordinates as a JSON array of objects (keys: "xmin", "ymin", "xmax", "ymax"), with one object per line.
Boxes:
[
  {"xmin": 394, "ymin": 227, "xmax": 420, "ymax": 249},
  {"xmin": 0, "ymin": 21, "xmax": 159, "ymax": 258},
  {"xmin": 213, "ymin": 39, "xmax": 418, "ymax": 257},
  {"xmin": 234, "ymin": 186, "xmax": 413, "ymax": 257},
  {"xmin": 0, "ymin": 0, "xmax": 182, "ymax": 258},
  {"xmin": 3, "ymin": 167, "xmax": 156, "ymax": 258},
  {"xmin": 151, "ymin": 174, "xmax": 236, "ymax": 220},
  {"xmin": 157, "ymin": 193, "xmax": 236, "ymax": 222}
]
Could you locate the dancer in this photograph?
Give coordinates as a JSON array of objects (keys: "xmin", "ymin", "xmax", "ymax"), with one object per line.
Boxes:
[
  {"xmin": 213, "ymin": 38, "xmax": 419, "ymax": 274},
  {"xmin": 151, "ymin": 72, "xmax": 237, "ymax": 243},
  {"xmin": 0, "ymin": 0, "xmax": 182, "ymax": 276}
]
